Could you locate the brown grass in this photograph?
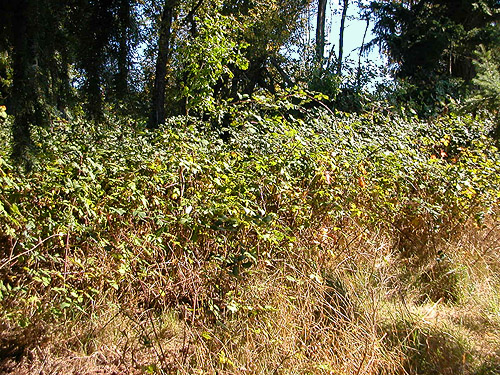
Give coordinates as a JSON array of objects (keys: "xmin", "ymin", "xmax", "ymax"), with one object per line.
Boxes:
[{"xmin": 1, "ymin": 218, "xmax": 500, "ymax": 374}]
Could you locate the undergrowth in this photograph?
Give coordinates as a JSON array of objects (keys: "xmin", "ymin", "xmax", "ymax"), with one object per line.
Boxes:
[{"xmin": 1, "ymin": 92, "xmax": 499, "ymax": 374}]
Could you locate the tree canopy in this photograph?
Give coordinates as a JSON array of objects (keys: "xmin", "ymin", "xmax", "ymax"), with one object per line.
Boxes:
[{"xmin": 0, "ymin": 0, "xmax": 499, "ymax": 162}]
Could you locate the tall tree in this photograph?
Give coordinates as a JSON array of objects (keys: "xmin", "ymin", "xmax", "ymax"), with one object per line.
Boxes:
[
  {"xmin": 115, "ymin": 0, "xmax": 132, "ymax": 99},
  {"xmin": 75, "ymin": 0, "xmax": 115, "ymax": 121},
  {"xmin": 220, "ymin": 0, "xmax": 310, "ymax": 97},
  {"xmin": 6, "ymin": 0, "xmax": 52, "ymax": 165},
  {"xmin": 44, "ymin": 0, "xmax": 75, "ymax": 114},
  {"xmin": 336, "ymin": 0, "xmax": 349, "ymax": 75},
  {"xmin": 370, "ymin": 0, "xmax": 500, "ymax": 83},
  {"xmin": 10, "ymin": 0, "xmax": 34, "ymax": 163},
  {"xmin": 1, "ymin": 0, "xmax": 79, "ymax": 165},
  {"xmin": 315, "ymin": 0, "xmax": 328, "ymax": 65},
  {"xmin": 149, "ymin": 0, "xmax": 178, "ymax": 128},
  {"xmin": 368, "ymin": 0, "xmax": 500, "ymax": 113},
  {"xmin": 356, "ymin": 7, "xmax": 370, "ymax": 89}
]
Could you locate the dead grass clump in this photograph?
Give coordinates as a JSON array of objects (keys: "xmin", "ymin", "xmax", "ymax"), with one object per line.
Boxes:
[
  {"xmin": 381, "ymin": 316, "xmax": 472, "ymax": 375},
  {"xmin": 415, "ymin": 258, "xmax": 469, "ymax": 304}
]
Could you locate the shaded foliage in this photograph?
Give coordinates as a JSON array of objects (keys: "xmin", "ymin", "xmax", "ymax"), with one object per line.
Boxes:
[{"xmin": 370, "ymin": 0, "xmax": 500, "ymax": 115}]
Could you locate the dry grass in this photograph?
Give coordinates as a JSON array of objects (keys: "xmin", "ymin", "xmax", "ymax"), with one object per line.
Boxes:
[{"xmin": 1, "ymin": 218, "xmax": 500, "ymax": 374}]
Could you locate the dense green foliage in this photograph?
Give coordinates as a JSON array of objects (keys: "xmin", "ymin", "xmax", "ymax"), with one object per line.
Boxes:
[
  {"xmin": 1, "ymin": 93, "xmax": 498, "ymax": 315},
  {"xmin": 369, "ymin": 0, "xmax": 500, "ymax": 115},
  {"xmin": 465, "ymin": 45, "xmax": 500, "ymax": 125}
]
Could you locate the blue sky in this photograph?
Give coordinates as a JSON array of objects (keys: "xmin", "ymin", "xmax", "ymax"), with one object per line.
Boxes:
[
  {"xmin": 285, "ymin": 0, "xmax": 387, "ymax": 77},
  {"xmin": 327, "ymin": 0, "xmax": 384, "ymax": 66}
]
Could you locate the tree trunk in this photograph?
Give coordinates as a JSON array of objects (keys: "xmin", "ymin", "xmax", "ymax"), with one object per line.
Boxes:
[
  {"xmin": 11, "ymin": 0, "xmax": 36, "ymax": 166},
  {"xmin": 356, "ymin": 16, "xmax": 369, "ymax": 89},
  {"xmin": 337, "ymin": 0, "xmax": 349, "ymax": 76},
  {"xmin": 80, "ymin": 0, "xmax": 114, "ymax": 122},
  {"xmin": 149, "ymin": 0, "xmax": 177, "ymax": 128},
  {"xmin": 116, "ymin": 0, "xmax": 130, "ymax": 99},
  {"xmin": 55, "ymin": 47, "xmax": 72, "ymax": 115},
  {"xmin": 315, "ymin": 0, "xmax": 328, "ymax": 66},
  {"xmin": 84, "ymin": 58, "xmax": 103, "ymax": 121}
]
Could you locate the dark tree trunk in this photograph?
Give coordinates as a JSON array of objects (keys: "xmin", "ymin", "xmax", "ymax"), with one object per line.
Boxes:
[
  {"xmin": 11, "ymin": 0, "xmax": 37, "ymax": 165},
  {"xmin": 356, "ymin": 16, "xmax": 370, "ymax": 89},
  {"xmin": 186, "ymin": 0, "xmax": 203, "ymax": 37},
  {"xmin": 149, "ymin": 0, "xmax": 177, "ymax": 129},
  {"xmin": 270, "ymin": 56, "xmax": 293, "ymax": 87},
  {"xmin": 337, "ymin": 0, "xmax": 349, "ymax": 75},
  {"xmin": 85, "ymin": 62, "xmax": 103, "ymax": 121},
  {"xmin": 80, "ymin": 0, "xmax": 114, "ymax": 122},
  {"xmin": 116, "ymin": 0, "xmax": 130, "ymax": 99},
  {"xmin": 242, "ymin": 57, "xmax": 268, "ymax": 96},
  {"xmin": 36, "ymin": 0, "xmax": 74, "ymax": 116},
  {"xmin": 55, "ymin": 48, "xmax": 72, "ymax": 114},
  {"xmin": 8, "ymin": 0, "xmax": 73, "ymax": 164},
  {"xmin": 315, "ymin": 0, "xmax": 328, "ymax": 66},
  {"xmin": 178, "ymin": 0, "xmax": 204, "ymax": 115}
]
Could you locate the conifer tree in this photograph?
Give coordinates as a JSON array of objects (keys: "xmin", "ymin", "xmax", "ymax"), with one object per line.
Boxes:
[{"xmin": 465, "ymin": 45, "xmax": 500, "ymax": 132}]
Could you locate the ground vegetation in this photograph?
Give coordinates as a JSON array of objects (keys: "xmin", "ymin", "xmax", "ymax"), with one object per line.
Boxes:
[{"xmin": 0, "ymin": 0, "xmax": 500, "ymax": 374}]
